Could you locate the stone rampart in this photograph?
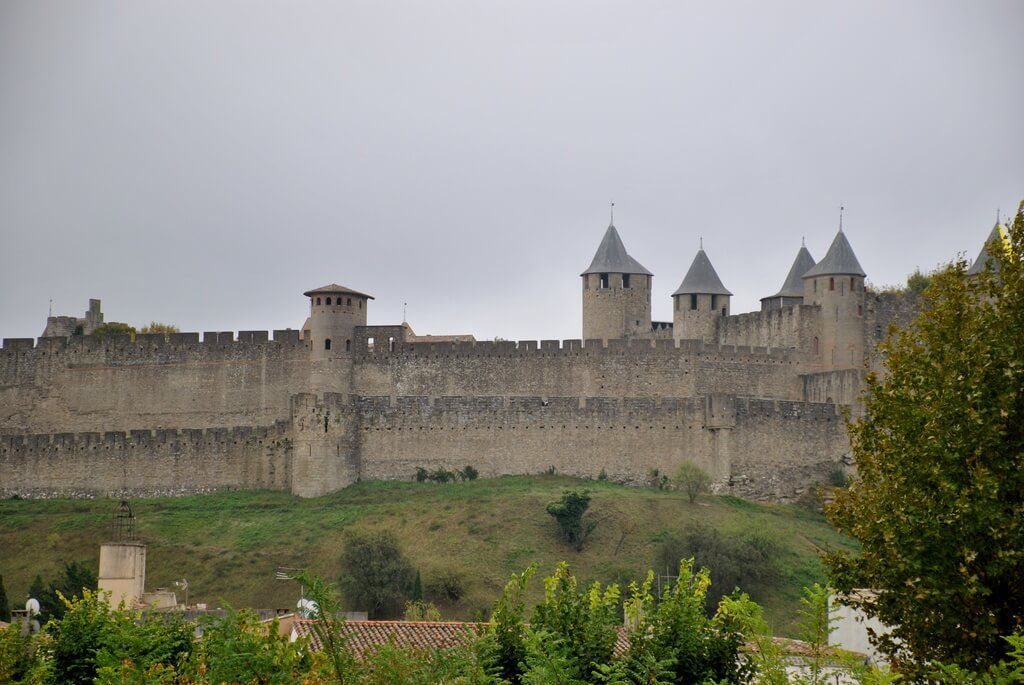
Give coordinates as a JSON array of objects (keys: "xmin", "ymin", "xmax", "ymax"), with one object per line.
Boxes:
[
  {"xmin": 352, "ymin": 338, "xmax": 803, "ymax": 400},
  {"xmin": 0, "ymin": 422, "xmax": 292, "ymax": 498}
]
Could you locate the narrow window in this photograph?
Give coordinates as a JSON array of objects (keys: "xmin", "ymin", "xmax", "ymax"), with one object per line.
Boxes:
[
  {"xmin": 711, "ymin": 295, "xmax": 717, "ymax": 310},
  {"xmin": 324, "ymin": 338, "xmax": 332, "ymax": 350},
  {"xmin": 851, "ymin": 277, "xmax": 856, "ymax": 290},
  {"xmin": 622, "ymin": 274, "xmax": 631, "ymax": 288},
  {"xmin": 359, "ymin": 300, "xmax": 362, "ymax": 309},
  {"xmin": 316, "ymin": 297, "xmax": 322, "ymax": 305},
  {"xmin": 347, "ymin": 298, "xmax": 351, "ymax": 305},
  {"xmin": 345, "ymin": 339, "xmax": 351, "ymax": 351},
  {"xmin": 813, "ymin": 279, "xmax": 818, "ymax": 293},
  {"xmin": 599, "ymin": 273, "xmax": 609, "ymax": 289},
  {"xmin": 367, "ymin": 337, "xmax": 374, "ymax": 349},
  {"xmin": 690, "ymin": 294, "xmax": 697, "ymax": 310},
  {"xmin": 389, "ymin": 336, "xmax": 395, "ymax": 351},
  {"xmin": 858, "ymin": 304, "xmax": 863, "ymax": 317},
  {"xmin": 813, "ymin": 337, "xmax": 819, "ymax": 355},
  {"xmin": 721, "ymin": 307, "xmax": 727, "ymax": 316},
  {"xmin": 829, "ymin": 277, "xmax": 835, "ymax": 291}
]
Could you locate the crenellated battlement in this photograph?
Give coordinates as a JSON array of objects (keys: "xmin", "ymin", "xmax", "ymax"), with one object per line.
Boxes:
[
  {"xmin": 0, "ymin": 421, "xmax": 290, "ymax": 454},
  {"xmin": 1, "ymin": 329, "xmax": 307, "ymax": 355}
]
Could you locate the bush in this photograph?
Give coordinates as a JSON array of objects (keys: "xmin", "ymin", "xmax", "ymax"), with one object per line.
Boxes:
[
  {"xmin": 674, "ymin": 461, "xmax": 712, "ymax": 503},
  {"xmin": 828, "ymin": 467, "xmax": 849, "ymax": 488},
  {"xmin": 459, "ymin": 465, "xmax": 479, "ymax": 481},
  {"xmin": 338, "ymin": 530, "xmax": 415, "ymax": 619},
  {"xmin": 655, "ymin": 524, "xmax": 780, "ymax": 610},
  {"xmin": 91, "ymin": 323, "xmax": 136, "ymax": 341},
  {"xmin": 426, "ymin": 569, "xmax": 466, "ymax": 602},
  {"xmin": 546, "ymin": 490, "xmax": 597, "ymax": 551},
  {"xmin": 415, "ymin": 467, "xmax": 428, "ymax": 483},
  {"xmin": 138, "ymin": 322, "xmax": 179, "ymax": 334}
]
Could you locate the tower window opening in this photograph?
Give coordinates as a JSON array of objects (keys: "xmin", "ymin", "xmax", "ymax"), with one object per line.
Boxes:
[
  {"xmin": 813, "ymin": 279, "xmax": 818, "ymax": 293},
  {"xmin": 829, "ymin": 277, "xmax": 835, "ymax": 291},
  {"xmin": 345, "ymin": 339, "xmax": 351, "ymax": 351},
  {"xmin": 599, "ymin": 273, "xmax": 609, "ymax": 289},
  {"xmin": 367, "ymin": 337, "xmax": 374, "ymax": 349},
  {"xmin": 324, "ymin": 338, "xmax": 332, "ymax": 350},
  {"xmin": 622, "ymin": 274, "xmax": 631, "ymax": 288},
  {"xmin": 711, "ymin": 295, "xmax": 717, "ymax": 310},
  {"xmin": 326, "ymin": 297, "xmax": 332, "ymax": 305},
  {"xmin": 690, "ymin": 294, "xmax": 697, "ymax": 310},
  {"xmin": 388, "ymin": 336, "xmax": 395, "ymax": 351},
  {"xmin": 851, "ymin": 277, "xmax": 856, "ymax": 290},
  {"xmin": 721, "ymin": 307, "xmax": 727, "ymax": 316},
  {"xmin": 359, "ymin": 300, "xmax": 362, "ymax": 309},
  {"xmin": 347, "ymin": 298, "xmax": 352, "ymax": 306},
  {"xmin": 813, "ymin": 336, "xmax": 819, "ymax": 355},
  {"xmin": 858, "ymin": 304, "xmax": 863, "ymax": 317},
  {"xmin": 316, "ymin": 297, "xmax": 322, "ymax": 305}
]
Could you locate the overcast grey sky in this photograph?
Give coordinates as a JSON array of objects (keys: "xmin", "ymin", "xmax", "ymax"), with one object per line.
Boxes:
[{"xmin": 1, "ymin": 1, "xmax": 1021, "ymax": 342}]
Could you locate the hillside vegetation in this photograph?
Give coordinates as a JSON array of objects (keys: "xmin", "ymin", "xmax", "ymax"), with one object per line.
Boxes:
[{"xmin": 0, "ymin": 476, "xmax": 852, "ymax": 635}]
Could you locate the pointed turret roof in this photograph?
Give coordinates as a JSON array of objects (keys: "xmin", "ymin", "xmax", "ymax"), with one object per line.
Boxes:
[
  {"xmin": 672, "ymin": 249, "xmax": 732, "ymax": 296},
  {"xmin": 802, "ymin": 230, "xmax": 865, "ymax": 278},
  {"xmin": 763, "ymin": 245, "xmax": 816, "ymax": 300},
  {"xmin": 581, "ymin": 224, "xmax": 653, "ymax": 276},
  {"xmin": 967, "ymin": 222, "xmax": 1009, "ymax": 275}
]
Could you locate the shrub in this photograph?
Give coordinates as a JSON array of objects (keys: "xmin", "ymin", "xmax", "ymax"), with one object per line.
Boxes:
[
  {"xmin": 338, "ymin": 530, "xmax": 415, "ymax": 619},
  {"xmin": 403, "ymin": 600, "xmax": 442, "ymax": 621},
  {"xmin": 655, "ymin": 524, "xmax": 780, "ymax": 610},
  {"xmin": 91, "ymin": 323, "xmax": 136, "ymax": 341},
  {"xmin": 546, "ymin": 490, "xmax": 597, "ymax": 551},
  {"xmin": 674, "ymin": 461, "xmax": 712, "ymax": 503},
  {"xmin": 426, "ymin": 569, "xmax": 466, "ymax": 602},
  {"xmin": 138, "ymin": 322, "xmax": 180, "ymax": 334},
  {"xmin": 415, "ymin": 467, "xmax": 429, "ymax": 483},
  {"xmin": 828, "ymin": 467, "xmax": 849, "ymax": 488},
  {"xmin": 459, "ymin": 465, "xmax": 479, "ymax": 481},
  {"xmin": 430, "ymin": 468, "xmax": 455, "ymax": 483}
]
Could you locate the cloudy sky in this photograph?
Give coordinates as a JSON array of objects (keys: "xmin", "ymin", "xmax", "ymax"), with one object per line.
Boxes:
[{"xmin": 1, "ymin": 1, "xmax": 1021, "ymax": 342}]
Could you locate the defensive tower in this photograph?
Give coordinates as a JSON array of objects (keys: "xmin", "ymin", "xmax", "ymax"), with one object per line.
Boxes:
[
  {"xmin": 672, "ymin": 246, "xmax": 732, "ymax": 343},
  {"xmin": 761, "ymin": 243, "xmax": 815, "ymax": 311},
  {"xmin": 303, "ymin": 284, "xmax": 373, "ymax": 358},
  {"xmin": 581, "ymin": 222, "xmax": 653, "ymax": 341},
  {"xmin": 967, "ymin": 218, "xmax": 1009, "ymax": 275},
  {"xmin": 802, "ymin": 228, "xmax": 866, "ymax": 369}
]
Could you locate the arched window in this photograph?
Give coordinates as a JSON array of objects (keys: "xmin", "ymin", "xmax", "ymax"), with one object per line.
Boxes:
[
  {"xmin": 389, "ymin": 336, "xmax": 395, "ymax": 351},
  {"xmin": 324, "ymin": 338, "xmax": 332, "ymax": 350},
  {"xmin": 347, "ymin": 298, "xmax": 352, "ymax": 306},
  {"xmin": 813, "ymin": 336, "xmax": 819, "ymax": 355},
  {"xmin": 325, "ymin": 297, "xmax": 332, "ymax": 305},
  {"xmin": 316, "ymin": 297, "xmax": 322, "ymax": 305},
  {"xmin": 345, "ymin": 339, "xmax": 351, "ymax": 351}
]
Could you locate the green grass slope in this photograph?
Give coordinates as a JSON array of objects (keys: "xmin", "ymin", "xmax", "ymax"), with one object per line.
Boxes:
[{"xmin": 0, "ymin": 476, "xmax": 853, "ymax": 635}]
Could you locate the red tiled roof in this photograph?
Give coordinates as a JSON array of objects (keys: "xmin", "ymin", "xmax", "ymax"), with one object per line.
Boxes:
[{"xmin": 294, "ymin": 620, "xmax": 631, "ymax": 659}]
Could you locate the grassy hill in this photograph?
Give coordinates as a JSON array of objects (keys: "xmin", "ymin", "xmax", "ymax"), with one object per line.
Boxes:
[{"xmin": 0, "ymin": 476, "xmax": 853, "ymax": 635}]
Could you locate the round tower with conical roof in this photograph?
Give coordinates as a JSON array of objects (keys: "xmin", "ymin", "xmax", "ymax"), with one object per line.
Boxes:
[
  {"xmin": 581, "ymin": 222, "xmax": 653, "ymax": 341},
  {"xmin": 761, "ymin": 244, "xmax": 815, "ymax": 311},
  {"xmin": 671, "ymin": 247, "xmax": 732, "ymax": 343},
  {"xmin": 303, "ymin": 284, "xmax": 373, "ymax": 358},
  {"xmin": 802, "ymin": 229, "xmax": 866, "ymax": 369}
]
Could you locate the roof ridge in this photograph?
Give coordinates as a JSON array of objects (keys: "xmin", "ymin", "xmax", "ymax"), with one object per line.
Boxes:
[
  {"xmin": 581, "ymin": 223, "xmax": 653, "ymax": 276},
  {"xmin": 672, "ymin": 249, "xmax": 732, "ymax": 296}
]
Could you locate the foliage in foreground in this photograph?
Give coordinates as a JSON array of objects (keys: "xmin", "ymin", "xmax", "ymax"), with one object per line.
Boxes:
[
  {"xmin": 0, "ymin": 563, "xmax": 960, "ymax": 685},
  {"xmin": 826, "ymin": 202, "xmax": 1024, "ymax": 674}
]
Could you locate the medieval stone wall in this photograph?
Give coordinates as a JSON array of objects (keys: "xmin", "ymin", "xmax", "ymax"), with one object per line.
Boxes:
[
  {"xmin": 0, "ymin": 331, "xmax": 351, "ymax": 435},
  {"xmin": 0, "ymin": 423, "xmax": 292, "ymax": 498}
]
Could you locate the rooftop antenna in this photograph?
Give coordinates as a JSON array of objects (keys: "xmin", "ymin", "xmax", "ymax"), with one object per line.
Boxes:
[{"xmin": 609, "ymin": 200, "xmax": 615, "ymax": 225}]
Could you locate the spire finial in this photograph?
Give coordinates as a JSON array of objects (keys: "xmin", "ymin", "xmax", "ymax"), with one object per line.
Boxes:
[
  {"xmin": 402, "ymin": 302, "xmax": 407, "ymax": 323},
  {"xmin": 49, "ymin": 298, "xmax": 52, "ymax": 317},
  {"xmin": 839, "ymin": 205, "xmax": 844, "ymax": 232},
  {"xmin": 801, "ymin": 236, "xmax": 806, "ymax": 247},
  {"xmin": 996, "ymin": 208, "xmax": 1001, "ymax": 225},
  {"xmin": 609, "ymin": 200, "xmax": 614, "ymax": 226},
  {"xmin": 699, "ymin": 235, "xmax": 703, "ymax": 250}
]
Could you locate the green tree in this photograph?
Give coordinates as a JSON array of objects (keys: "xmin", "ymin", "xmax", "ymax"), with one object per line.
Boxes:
[
  {"xmin": 481, "ymin": 564, "xmax": 535, "ymax": 683},
  {"xmin": 0, "ymin": 575, "xmax": 10, "ymax": 622},
  {"xmin": 673, "ymin": 461, "xmax": 711, "ymax": 504},
  {"xmin": 546, "ymin": 490, "xmax": 597, "ymax": 551},
  {"xmin": 338, "ymin": 530, "xmax": 415, "ymax": 619},
  {"xmin": 826, "ymin": 202, "xmax": 1024, "ymax": 673},
  {"xmin": 412, "ymin": 569, "xmax": 423, "ymax": 602},
  {"xmin": 138, "ymin": 322, "xmax": 179, "ymax": 334},
  {"xmin": 40, "ymin": 561, "xmax": 97, "ymax": 623},
  {"xmin": 91, "ymin": 322, "xmax": 136, "ymax": 340},
  {"xmin": 291, "ymin": 571, "xmax": 357, "ymax": 683}
]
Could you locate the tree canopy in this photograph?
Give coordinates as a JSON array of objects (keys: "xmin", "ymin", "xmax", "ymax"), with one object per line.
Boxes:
[{"xmin": 826, "ymin": 202, "xmax": 1024, "ymax": 673}]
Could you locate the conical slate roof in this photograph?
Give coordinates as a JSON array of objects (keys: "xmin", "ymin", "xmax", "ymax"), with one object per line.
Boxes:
[
  {"xmin": 763, "ymin": 246, "xmax": 816, "ymax": 300},
  {"xmin": 672, "ymin": 249, "xmax": 732, "ymax": 296},
  {"xmin": 803, "ymin": 230, "xmax": 865, "ymax": 278},
  {"xmin": 967, "ymin": 222, "xmax": 1009, "ymax": 275},
  {"xmin": 581, "ymin": 224, "xmax": 653, "ymax": 276}
]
